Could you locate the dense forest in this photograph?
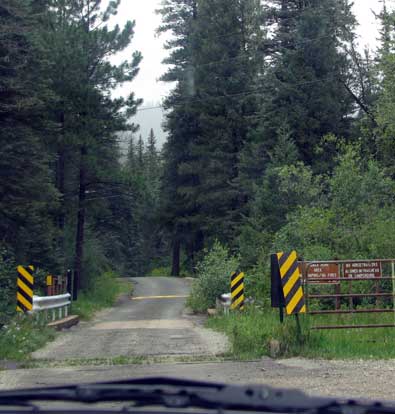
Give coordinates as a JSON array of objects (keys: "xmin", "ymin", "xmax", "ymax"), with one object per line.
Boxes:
[{"xmin": 1, "ymin": 0, "xmax": 395, "ymax": 309}]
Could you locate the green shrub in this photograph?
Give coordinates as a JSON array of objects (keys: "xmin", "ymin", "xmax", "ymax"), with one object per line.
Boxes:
[
  {"xmin": 81, "ymin": 236, "xmax": 111, "ymax": 290},
  {"xmin": 187, "ymin": 242, "xmax": 239, "ymax": 312},
  {"xmin": 0, "ymin": 315, "xmax": 55, "ymax": 361},
  {"xmin": 0, "ymin": 248, "xmax": 17, "ymax": 324},
  {"xmin": 72, "ymin": 271, "xmax": 131, "ymax": 320},
  {"xmin": 146, "ymin": 267, "xmax": 170, "ymax": 277},
  {"xmin": 244, "ymin": 258, "xmax": 270, "ymax": 305},
  {"xmin": 207, "ymin": 307, "xmax": 314, "ymax": 359}
]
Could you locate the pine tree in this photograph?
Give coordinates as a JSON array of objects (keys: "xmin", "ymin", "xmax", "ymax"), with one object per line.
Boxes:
[
  {"xmin": 157, "ymin": 0, "xmax": 201, "ymax": 274},
  {"xmin": 0, "ymin": 0, "xmax": 59, "ymax": 267},
  {"xmin": 41, "ymin": 0, "xmax": 142, "ymax": 287},
  {"xmin": 126, "ymin": 134, "xmax": 136, "ymax": 170},
  {"xmin": 255, "ymin": 0, "xmax": 356, "ymax": 171},
  {"xmin": 182, "ymin": 0, "xmax": 264, "ymax": 246},
  {"xmin": 159, "ymin": 0, "xmax": 264, "ymax": 271},
  {"xmin": 137, "ymin": 134, "xmax": 145, "ymax": 170},
  {"xmin": 375, "ymin": 3, "xmax": 395, "ymax": 174},
  {"xmin": 147, "ymin": 128, "xmax": 157, "ymax": 159}
]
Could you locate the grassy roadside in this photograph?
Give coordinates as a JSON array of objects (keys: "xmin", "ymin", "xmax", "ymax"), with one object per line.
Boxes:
[
  {"xmin": 207, "ymin": 307, "xmax": 395, "ymax": 360},
  {"xmin": 0, "ymin": 273, "xmax": 133, "ymax": 363},
  {"xmin": 0, "ymin": 317, "xmax": 56, "ymax": 362},
  {"xmin": 72, "ymin": 272, "xmax": 133, "ymax": 320}
]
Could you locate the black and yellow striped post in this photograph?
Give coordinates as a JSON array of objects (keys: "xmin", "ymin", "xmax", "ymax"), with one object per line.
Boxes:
[
  {"xmin": 230, "ymin": 271, "xmax": 245, "ymax": 310},
  {"xmin": 16, "ymin": 265, "xmax": 34, "ymax": 313},
  {"xmin": 276, "ymin": 251, "xmax": 306, "ymax": 315}
]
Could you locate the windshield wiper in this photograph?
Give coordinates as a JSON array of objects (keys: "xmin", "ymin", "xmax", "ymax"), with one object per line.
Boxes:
[{"xmin": 0, "ymin": 377, "xmax": 394, "ymax": 413}]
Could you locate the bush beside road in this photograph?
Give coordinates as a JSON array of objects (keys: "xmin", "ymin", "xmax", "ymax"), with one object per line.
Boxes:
[
  {"xmin": 188, "ymin": 243, "xmax": 395, "ymax": 360},
  {"xmin": 0, "ymin": 272, "xmax": 133, "ymax": 362},
  {"xmin": 72, "ymin": 272, "xmax": 133, "ymax": 320},
  {"xmin": 207, "ymin": 308, "xmax": 395, "ymax": 360}
]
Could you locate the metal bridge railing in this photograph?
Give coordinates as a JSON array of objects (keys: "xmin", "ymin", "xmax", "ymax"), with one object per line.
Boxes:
[{"xmin": 32, "ymin": 293, "xmax": 71, "ymax": 322}]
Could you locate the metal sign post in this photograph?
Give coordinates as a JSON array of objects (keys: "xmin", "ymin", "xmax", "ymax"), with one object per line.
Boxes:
[{"xmin": 271, "ymin": 254, "xmax": 285, "ymax": 323}]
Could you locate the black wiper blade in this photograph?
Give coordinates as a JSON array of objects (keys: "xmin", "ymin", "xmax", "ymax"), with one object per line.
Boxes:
[{"xmin": 0, "ymin": 377, "xmax": 394, "ymax": 413}]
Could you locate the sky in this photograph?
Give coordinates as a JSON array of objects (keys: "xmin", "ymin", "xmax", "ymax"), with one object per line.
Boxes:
[
  {"xmin": 111, "ymin": 0, "xmax": 386, "ymax": 145},
  {"xmin": 114, "ymin": 0, "xmax": 384, "ymax": 103}
]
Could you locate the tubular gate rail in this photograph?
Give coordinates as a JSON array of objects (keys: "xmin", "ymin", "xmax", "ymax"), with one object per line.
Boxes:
[
  {"xmin": 32, "ymin": 293, "xmax": 71, "ymax": 322},
  {"xmin": 300, "ymin": 259, "xmax": 395, "ymax": 330}
]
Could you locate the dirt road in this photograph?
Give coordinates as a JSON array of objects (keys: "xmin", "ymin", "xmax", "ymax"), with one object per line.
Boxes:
[
  {"xmin": 31, "ymin": 277, "xmax": 227, "ymax": 359},
  {"xmin": 2, "ymin": 356, "xmax": 395, "ymax": 401}
]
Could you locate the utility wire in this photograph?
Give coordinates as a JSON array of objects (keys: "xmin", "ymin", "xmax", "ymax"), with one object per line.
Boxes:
[
  {"xmin": 135, "ymin": 30, "xmax": 352, "ymax": 114},
  {"xmin": 135, "ymin": 72, "xmax": 342, "ymax": 113},
  {"xmin": 173, "ymin": 32, "xmax": 338, "ymax": 71}
]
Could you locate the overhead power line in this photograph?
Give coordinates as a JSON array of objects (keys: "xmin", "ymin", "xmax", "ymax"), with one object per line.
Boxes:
[{"xmin": 135, "ymin": 72, "xmax": 342, "ymax": 114}]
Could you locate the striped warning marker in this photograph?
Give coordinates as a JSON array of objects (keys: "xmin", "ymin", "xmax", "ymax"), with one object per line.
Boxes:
[
  {"xmin": 16, "ymin": 265, "xmax": 34, "ymax": 313},
  {"xmin": 276, "ymin": 251, "xmax": 306, "ymax": 315},
  {"xmin": 231, "ymin": 271, "xmax": 245, "ymax": 310}
]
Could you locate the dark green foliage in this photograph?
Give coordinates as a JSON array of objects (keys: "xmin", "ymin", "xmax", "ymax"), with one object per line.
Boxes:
[
  {"xmin": 0, "ymin": 248, "xmax": 17, "ymax": 323},
  {"xmin": 375, "ymin": 6, "xmax": 395, "ymax": 175},
  {"xmin": 0, "ymin": 0, "xmax": 59, "ymax": 269},
  {"xmin": 0, "ymin": 0, "xmax": 147, "ymax": 312},
  {"xmin": 187, "ymin": 242, "xmax": 239, "ymax": 312},
  {"xmin": 158, "ymin": 0, "xmax": 395, "ymax": 321},
  {"xmin": 159, "ymin": 0, "xmax": 264, "ymax": 272},
  {"xmin": 122, "ymin": 130, "xmax": 165, "ymax": 276},
  {"xmin": 247, "ymin": 0, "xmax": 356, "ymax": 175},
  {"xmin": 39, "ymin": 0, "xmax": 142, "ymax": 284}
]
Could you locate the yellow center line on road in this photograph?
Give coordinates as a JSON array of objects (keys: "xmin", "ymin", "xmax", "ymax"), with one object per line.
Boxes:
[{"xmin": 131, "ymin": 295, "xmax": 189, "ymax": 300}]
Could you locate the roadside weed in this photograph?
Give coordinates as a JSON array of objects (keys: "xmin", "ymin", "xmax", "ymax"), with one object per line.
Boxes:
[{"xmin": 207, "ymin": 307, "xmax": 395, "ymax": 360}]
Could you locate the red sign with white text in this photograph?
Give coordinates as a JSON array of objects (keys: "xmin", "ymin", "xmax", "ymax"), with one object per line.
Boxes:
[
  {"xmin": 344, "ymin": 261, "xmax": 382, "ymax": 278},
  {"xmin": 301, "ymin": 263, "xmax": 340, "ymax": 284}
]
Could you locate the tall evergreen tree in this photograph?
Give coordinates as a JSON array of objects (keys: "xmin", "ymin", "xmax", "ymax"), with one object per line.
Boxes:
[
  {"xmin": 158, "ymin": 0, "xmax": 200, "ymax": 274},
  {"xmin": 185, "ymin": 0, "xmax": 264, "ymax": 246},
  {"xmin": 147, "ymin": 129, "xmax": 157, "ymax": 158},
  {"xmin": 159, "ymin": 0, "xmax": 264, "ymax": 272},
  {"xmin": 0, "ymin": 0, "xmax": 59, "ymax": 267},
  {"xmin": 126, "ymin": 134, "xmax": 136, "ymax": 169},
  {"xmin": 252, "ymin": 0, "xmax": 356, "ymax": 172},
  {"xmin": 137, "ymin": 134, "xmax": 145, "ymax": 170},
  {"xmin": 41, "ymin": 0, "xmax": 142, "ymax": 286},
  {"xmin": 375, "ymin": 3, "xmax": 395, "ymax": 174}
]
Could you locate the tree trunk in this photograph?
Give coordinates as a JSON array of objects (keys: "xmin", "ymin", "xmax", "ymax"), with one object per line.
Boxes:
[
  {"xmin": 171, "ymin": 238, "xmax": 180, "ymax": 276},
  {"xmin": 73, "ymin": 146, "xmax": 87, "ymax": 292},
  {"xmin": 56, "ymin": 110, "xmax": 66, "ymax": 265},
  {"xmin": 56, "ymin": 146, "xmax": 65, "ymax": 230}
]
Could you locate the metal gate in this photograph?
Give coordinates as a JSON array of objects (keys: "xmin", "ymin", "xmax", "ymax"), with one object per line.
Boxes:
[{"xmin": 300, "ymin": 259, "xmax": 395, "ymax": 330}]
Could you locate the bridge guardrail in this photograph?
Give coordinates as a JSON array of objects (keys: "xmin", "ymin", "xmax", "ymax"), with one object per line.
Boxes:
[{"xmin": 32, "ymin": 293, "xmax": 71, "ymax": 322}]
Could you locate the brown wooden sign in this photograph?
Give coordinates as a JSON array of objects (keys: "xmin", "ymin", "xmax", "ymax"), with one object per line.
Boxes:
[
  {"xmin": 344, "ymin": 261, "xmax": 382, "ymax": 278},
  {"xmin": 300, "ymin": 262, "xmax": 340, "ymax": 284}
]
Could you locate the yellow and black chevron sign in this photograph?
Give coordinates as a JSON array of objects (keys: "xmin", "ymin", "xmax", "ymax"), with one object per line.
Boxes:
[
  {"xmin": 231, "ymin": 271, "xmax": 245, "ymax": 310},
  {"xmin": 16, "ymin": 265, "xmax": 34, "ymax": 313},
  {"xmin": 276, "ymin": 251, "xmax": 306, "ymax": 315}
]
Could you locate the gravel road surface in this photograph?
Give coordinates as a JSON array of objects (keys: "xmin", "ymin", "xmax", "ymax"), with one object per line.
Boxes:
[
  {"xmin": 31, "ymin": 277, "xmax": 228, "ymax": 359},
  {"xmin": 1, "ymin": 358, "xmax": 395, "ymax": 402}
]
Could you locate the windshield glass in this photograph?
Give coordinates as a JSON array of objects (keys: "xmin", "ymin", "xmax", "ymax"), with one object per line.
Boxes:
[{"xmin": 1, "ymin": 0, "xmax": 394, "ymax": 407}]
